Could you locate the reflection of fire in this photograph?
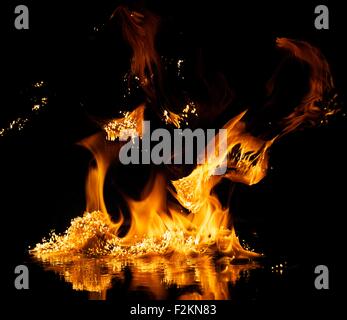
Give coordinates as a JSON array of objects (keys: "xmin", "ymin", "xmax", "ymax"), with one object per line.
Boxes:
[
  {"xmin": 30, "ymin": 5, "xmax": 339, "ymax": 300},
  {"xmin": 37, "ymin": 254, "xmax": 259, "ymax": 300}
]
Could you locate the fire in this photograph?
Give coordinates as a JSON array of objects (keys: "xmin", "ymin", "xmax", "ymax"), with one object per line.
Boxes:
[
  {"xmin": 31, "ymin": 105, "xmax": 260, "ymax": 299},
  {"xmin": 31, "ymin": 30, "xmax": 339, "ymax": 299},
  {"xmin": 33, "ymin": 129, "xmax": 255, "ymax": 257}
]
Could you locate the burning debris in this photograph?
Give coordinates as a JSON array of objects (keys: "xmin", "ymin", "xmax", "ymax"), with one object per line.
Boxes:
[{"xmin": 0, "ymin": 80, "xmax": 50, "ymax": 138}]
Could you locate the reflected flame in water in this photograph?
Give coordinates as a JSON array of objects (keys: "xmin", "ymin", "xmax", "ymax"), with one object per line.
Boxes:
[{"xmin": 36, "ymin": 253, "xmax": 259, "ymax": 300}]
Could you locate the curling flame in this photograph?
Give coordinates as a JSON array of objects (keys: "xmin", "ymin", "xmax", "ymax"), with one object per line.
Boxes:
[{"xmin": 275, "ymin": 38, "xmax": 339, "ymax": 134}]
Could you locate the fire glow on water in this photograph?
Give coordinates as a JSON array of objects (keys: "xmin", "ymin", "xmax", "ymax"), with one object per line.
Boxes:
[{"xmin": 30, "ymin": 6, "xmax": 339, "ymax": 300}]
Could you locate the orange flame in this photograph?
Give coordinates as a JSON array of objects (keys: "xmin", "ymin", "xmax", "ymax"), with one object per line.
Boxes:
[
  {"xmin": 112, "ymin": 6, "xmax": 160, "ymax": 98},
  {"xmin": 274, "ymin": 38, "xmax": 338, "ymax": 135}
]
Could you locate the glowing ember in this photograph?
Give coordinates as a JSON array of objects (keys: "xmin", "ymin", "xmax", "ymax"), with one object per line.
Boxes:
[
  {"xmin": 104, "ymin": 104, "xmax": 145, "ymax": 141},
  {"xmin": 163, "ymin": 101, "xmax": 198, "ymax": 128}
]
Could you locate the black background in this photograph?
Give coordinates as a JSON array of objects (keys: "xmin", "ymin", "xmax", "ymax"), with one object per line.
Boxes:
[{"xmin": 0, "ymin": 0, "xmax": 344, "ymax": 317}]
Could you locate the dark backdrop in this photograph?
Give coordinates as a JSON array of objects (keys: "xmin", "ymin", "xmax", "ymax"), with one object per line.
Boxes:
[{"xmin": 0, "ymin": 0, "xmax": 344, "ymax": 316}]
